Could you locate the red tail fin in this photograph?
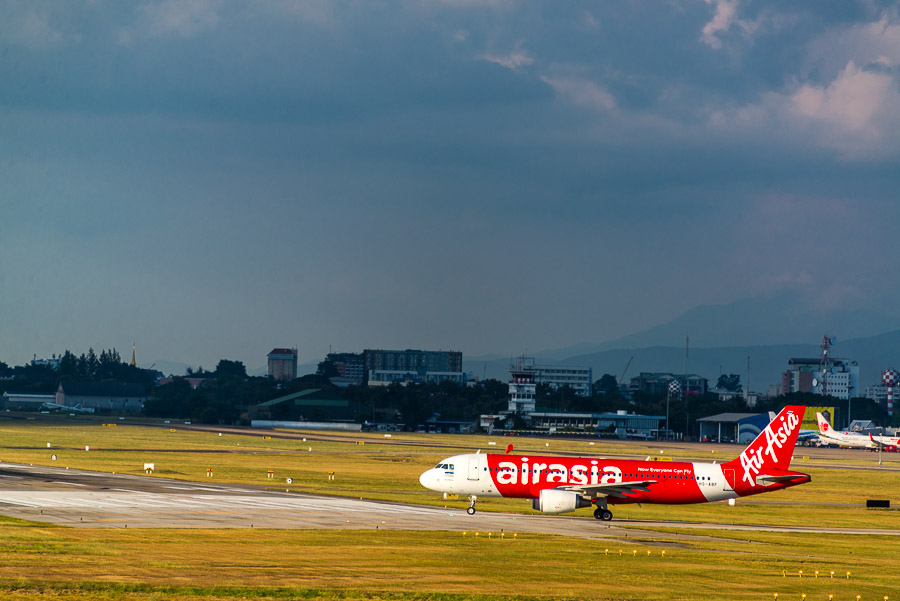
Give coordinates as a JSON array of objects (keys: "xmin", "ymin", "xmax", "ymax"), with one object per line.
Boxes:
[{"xmin": 726, "ymin": 405, "xmax": 804, "ymax": 487}]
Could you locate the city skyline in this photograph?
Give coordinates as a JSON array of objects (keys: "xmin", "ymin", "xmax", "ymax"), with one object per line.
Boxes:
[{"xmin": 3, "ymin": 2, "xmax": 900, "ymax": 372}]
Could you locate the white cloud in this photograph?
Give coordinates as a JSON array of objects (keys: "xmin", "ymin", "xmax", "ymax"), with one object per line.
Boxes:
[
  {"xmin": 790, "ymin": 61, "xmax": 896, "ymax": 134},
  {"xmin": 708, "ymin": 59, "xmax": 900, "ymax": 159},
  {"xmin": 540, "ymin": 74, "xmax": 616, "ymax": 112},
  {"xmin": 480, "ymin": 49, "xmax": 534, "ymax": 71},
  {"xmin": 699, "ymin": 0, "xmax": 756, "ymax": 49},
  {"xmin": 809, "ymin": 13, "xmax": 900, "ymax": 75},
  {"xmin": 118, "ymin": 0, "xmax": 221, "ymax": 45},
  {"xmin": 264, "ymin": 0, "xmax": 333, "ymax": 26},
  {"xmin": 0, "ymin": 6, "xmax": 74, "ymax": 49}
]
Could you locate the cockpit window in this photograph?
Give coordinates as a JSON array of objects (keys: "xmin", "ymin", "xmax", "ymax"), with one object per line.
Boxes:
[{"xmin": 434, "ymin": 463, "xmax": 455, "ymax": 470}]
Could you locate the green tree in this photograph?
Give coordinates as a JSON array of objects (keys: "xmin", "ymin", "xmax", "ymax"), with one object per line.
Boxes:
[
  {"xmin": 596, "ymin": 374, "xmax": 619, "ymax": 393},
  {"xmin": 316, "ymin": 360, "xmax": 339, "ymax": 378},
  {"xmin": 214, "ymin": 359, "xmax": 247, "ymax": 380},
  {"xmin": 716, "ymin": 374, "xmax": 742, "ymax": 392}
]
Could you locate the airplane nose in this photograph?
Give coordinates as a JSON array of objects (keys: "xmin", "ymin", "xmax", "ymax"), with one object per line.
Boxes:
[{"xmin": 419, "ymin": 469, "xmax": 435, "ymax": 490}]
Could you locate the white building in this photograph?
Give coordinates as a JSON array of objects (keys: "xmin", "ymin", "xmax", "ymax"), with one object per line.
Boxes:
[
  {"xmin": 508, "ymin": 364, "xmax": 536, "ymax": 413},
  {"xmin": 509, "ymin": 357, "xmax": 592, "ymax": 397},
  {"xmin": 781, "ymin": 357, "xmax": 859, "ymax": 400}
]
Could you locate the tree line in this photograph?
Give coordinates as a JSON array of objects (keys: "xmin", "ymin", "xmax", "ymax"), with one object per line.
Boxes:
[{"xmin": 2, "ymin": 355, "xmax": 896, "ymax": 427}]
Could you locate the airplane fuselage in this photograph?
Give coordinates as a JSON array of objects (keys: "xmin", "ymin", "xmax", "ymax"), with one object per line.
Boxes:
[
  {"xmin": 420, "ymin": 453, "xmax": 808, "ymax": 505},
  {"xmin": 421, "ymin": 405, "xmax": 811, "ymax": 519}
]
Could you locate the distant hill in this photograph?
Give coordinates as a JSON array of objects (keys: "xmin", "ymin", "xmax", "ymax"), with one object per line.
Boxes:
[
  {"xmin": 464, "ymin": 330, "xmax": 900, "ymax": 392},
  {"xmin": 539, "ymin": 291, "xmax": 900, "ymax": 357},
  {"xmin": 464, "ymin": 291, "xmax": 900, "ymax": 391}
]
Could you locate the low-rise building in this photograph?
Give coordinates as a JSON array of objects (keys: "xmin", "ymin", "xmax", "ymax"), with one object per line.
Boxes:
[
  {"xmin": 527, "ymin": 410, "xmax": 664, "ymax": 439},
  {"xmin": 630, "ymin": 372, "xmax": 708, "ymax": 396},
  {"xmin": 1, "ymin": 392, "xmax": 55, "ymax": 411},
  {"xmin": 364, "ymin": 349, "xmax": 464, "ymax": 386},
  {"xmin": 56, "ymin": 381, "xmax": 145, "ymax": 413}
]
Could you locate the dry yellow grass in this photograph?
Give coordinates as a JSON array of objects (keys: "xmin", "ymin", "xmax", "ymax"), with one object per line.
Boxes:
[{"xmin": 1, "ymin": 417, "xmax": 898, "ymax": 599}]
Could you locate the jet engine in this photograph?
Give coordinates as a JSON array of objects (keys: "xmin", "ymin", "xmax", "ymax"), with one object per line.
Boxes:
[{"xmin": 532, "ymin": 489, "xmax": 593, "ymax": 513}]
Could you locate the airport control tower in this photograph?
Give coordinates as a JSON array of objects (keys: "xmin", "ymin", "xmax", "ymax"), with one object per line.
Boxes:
[{"xmin": 508, "ymin": 357, "xmax": 537, "ymax": 414}]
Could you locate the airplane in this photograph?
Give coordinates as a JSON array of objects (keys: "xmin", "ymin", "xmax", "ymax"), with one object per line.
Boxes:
[
  {"xmin": 419, "ymin": 405, "xmax": 810, "ymax": 521},
  {"xmin": 868, "ymin": 432, "xmax": 900, "ymax": 451},
  {"xmin": 815, "ymin": 412, "xmax": 876, "ymax": 449}
]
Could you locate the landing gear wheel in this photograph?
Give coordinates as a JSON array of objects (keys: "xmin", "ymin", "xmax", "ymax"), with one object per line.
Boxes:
[
  {"xmin": 466, "ymin": 495, "xmax": 477, "ymax": 515},
  {"xmin": 594, "ymin": 507, "xmax": 613, "ymax": 521},
  {"xmin": 466, "ymin": 506, "xmax": 476, "ymax": 515}
]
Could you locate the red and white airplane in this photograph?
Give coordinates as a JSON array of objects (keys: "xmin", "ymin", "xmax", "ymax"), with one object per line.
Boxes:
[
  {"xmin": 815, "ymin": 412, "xmax": 876, "ymax": 449},
  {"xmin": 420, "ymin": 405, "xmax": 810, "ymax": 521}
]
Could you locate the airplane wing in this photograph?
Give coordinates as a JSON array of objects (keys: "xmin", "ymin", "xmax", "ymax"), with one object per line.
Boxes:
[{"xmin": 561, "ymin": 480, "xmax": 656, "ymax": 499}]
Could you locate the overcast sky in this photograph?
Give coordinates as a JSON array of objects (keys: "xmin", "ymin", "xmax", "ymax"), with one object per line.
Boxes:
[{"xmin": 2, "ymin": 1, "xmax": 900, "ymax": 371}]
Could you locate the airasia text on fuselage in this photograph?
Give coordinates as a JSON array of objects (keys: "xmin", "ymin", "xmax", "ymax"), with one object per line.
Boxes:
[{"xmin": 486, "ymin": 456, "xmax": 691, "ymax": 490}]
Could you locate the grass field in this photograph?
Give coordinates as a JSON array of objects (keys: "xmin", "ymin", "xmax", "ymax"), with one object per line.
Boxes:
[{"xmin": 1, "ymin": 416, "xmax": 898, "ymax": 600}]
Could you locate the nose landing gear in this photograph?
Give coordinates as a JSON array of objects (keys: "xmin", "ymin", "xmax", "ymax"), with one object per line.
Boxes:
[{"xmin": 466, "ymin": 495, "xmax": 477, "ymax": 515}]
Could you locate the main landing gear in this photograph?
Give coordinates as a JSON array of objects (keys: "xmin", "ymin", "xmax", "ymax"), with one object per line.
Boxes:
[
  {"xmin": 593, "ymin": 506, "xmax": 613, "ymax": 521},
  {"xmin": 466, "ymin": 495, "xmax": 477, "ymax": 515}
]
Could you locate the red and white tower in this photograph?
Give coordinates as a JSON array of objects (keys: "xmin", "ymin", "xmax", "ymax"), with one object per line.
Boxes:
[{"xmin": 882, "ymin": 369, "xmax": 898, "ymax": 418}]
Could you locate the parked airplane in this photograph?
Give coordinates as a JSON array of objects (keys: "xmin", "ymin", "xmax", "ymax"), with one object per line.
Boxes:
[
  {"xmin": 815, "ymin": 412, "xmax": 876, "ymax": 449},
  {"xmin": 419, "ymin": 405, "xmax": 810, "ymax": 521},
  {"xmin": 868, "ymin": 432, "xmax": 900, "ymax": 450}
]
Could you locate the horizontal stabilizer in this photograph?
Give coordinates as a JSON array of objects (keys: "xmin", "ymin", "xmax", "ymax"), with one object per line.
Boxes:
[{"xmin": 755, "ymin": 474, "xmax": 804, "ymax": 486}]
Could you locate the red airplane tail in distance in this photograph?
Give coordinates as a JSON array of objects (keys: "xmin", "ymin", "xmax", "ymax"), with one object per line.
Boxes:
[{"xmin": 420, "ymin": 405, "xmax": 810, "ymax": 521}]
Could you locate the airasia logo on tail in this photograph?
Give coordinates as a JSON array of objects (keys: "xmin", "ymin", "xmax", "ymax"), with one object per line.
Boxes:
[{"xmin": 738, "ymin": 409, "xmax": 800, "ymax": 487}]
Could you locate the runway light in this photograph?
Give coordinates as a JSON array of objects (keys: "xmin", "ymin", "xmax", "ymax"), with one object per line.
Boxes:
[
  {"xmin": 798, "ymin": 570, "xmax": 802, "ymax": 578},
  {"xmin": 815, "ymin": 571, "xmax": 819, "ymax": 578},
  {"xmin": 847, "ymin": 572, "xmax": 851, "ymax": 579},
  {"xmin": 605, "ymin": 549, "xmax": 608, "ymax": 555},
  {"xmin": 661, "ymin": 551, "xmax": 666, "ymax": 557},
  {"xmin": 831, "ymin": 571, "xmax": 835, "ymax": 578},
  {"xmin": 647, "ymin": 550, "xmax": 651, "ymax": 556}
]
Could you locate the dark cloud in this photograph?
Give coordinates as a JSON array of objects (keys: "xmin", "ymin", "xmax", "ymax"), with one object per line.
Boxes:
[{"xmin": 2, "ymin": 1, "xmax": 899, "ymax": 369}]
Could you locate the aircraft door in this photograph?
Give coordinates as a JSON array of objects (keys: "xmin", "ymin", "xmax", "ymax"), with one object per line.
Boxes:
[
  {"xmin": 722, "ymin": 467, "xmax": 736, "ymax": 491},
  {"xmin": 467, "ymin": 455, "xmax": 482, "ymax": 481}
]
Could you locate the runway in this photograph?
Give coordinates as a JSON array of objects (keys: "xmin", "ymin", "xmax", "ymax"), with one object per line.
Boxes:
[{"xmin": 1, "ymin": 462, "xmax": 897, "ymax": 540}]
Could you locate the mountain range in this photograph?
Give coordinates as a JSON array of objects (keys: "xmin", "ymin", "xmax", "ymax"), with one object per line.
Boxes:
[
  {"xmin": 150, "ymin": 292, "xmax": 900, "ymax": 393},
  {"xmin": 464, "ymin": 292, "xmax": 900, "ymax": 392}
]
